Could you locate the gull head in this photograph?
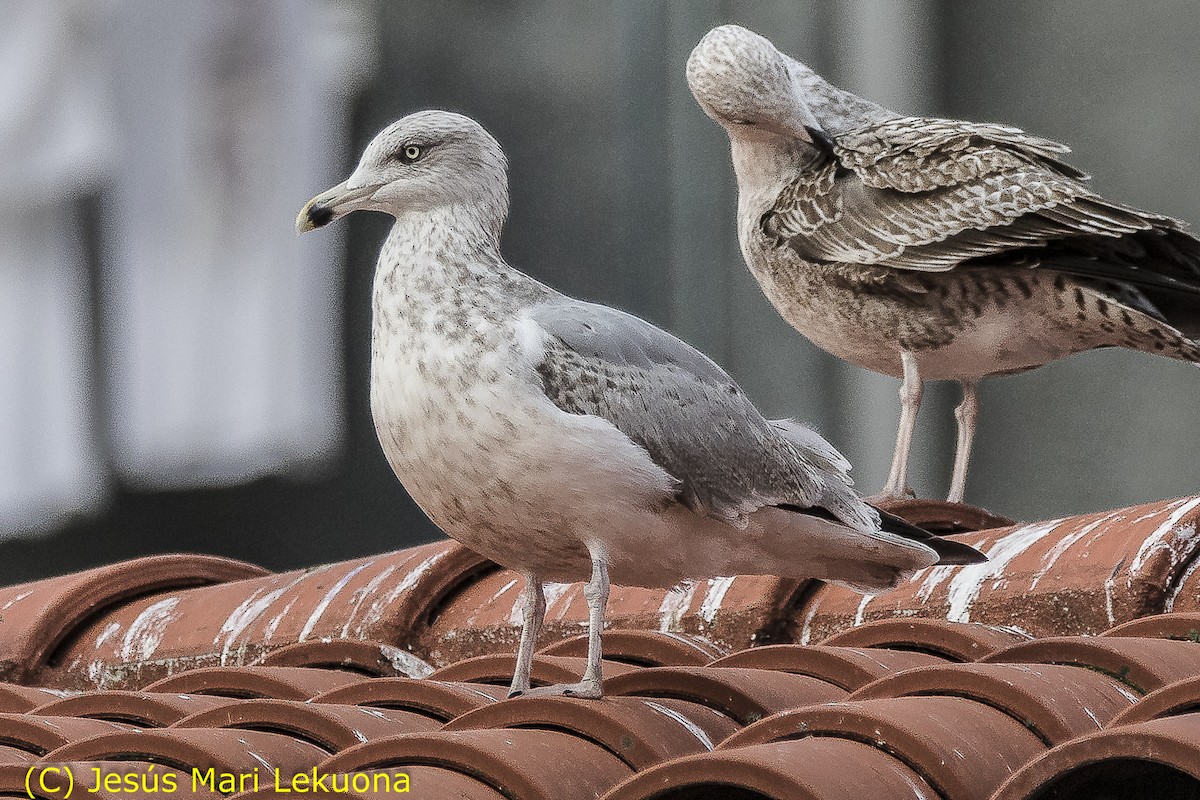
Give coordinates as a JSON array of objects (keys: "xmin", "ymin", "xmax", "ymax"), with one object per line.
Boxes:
[
  {"xmin": 687, "ymin": 25, "xmax": 830, "ymax": 152},
  {"xmin": 297, "ymin": 110, "xmax": 508, "ymax": 234}
]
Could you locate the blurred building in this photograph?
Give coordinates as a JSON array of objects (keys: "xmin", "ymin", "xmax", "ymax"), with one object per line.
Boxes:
[{"xmin": 1, "ymin": 1, "xmax": 1197, "ymax": 580}]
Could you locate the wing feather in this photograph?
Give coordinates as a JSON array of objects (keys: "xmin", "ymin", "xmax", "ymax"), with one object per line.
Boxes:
[
  {"xmin": 527, "ymin": 299, "xmax": 876, "ymax": 532},
  {"xmin": 766, "ymin": 115, "xmax": 1200, "ymax": 295}
]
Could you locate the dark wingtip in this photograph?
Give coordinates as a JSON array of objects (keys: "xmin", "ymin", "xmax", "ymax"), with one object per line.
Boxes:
[
  {"xmin": 927, "ymin": 537, "xmax": 989, "ymax": 565},
  {"xmin": 804, "ymin": 125, "xmax": 837, "ymax": 158},
  {"xmin": 872, "ymin": 505, "xmax": 989, "ymax": 565}
]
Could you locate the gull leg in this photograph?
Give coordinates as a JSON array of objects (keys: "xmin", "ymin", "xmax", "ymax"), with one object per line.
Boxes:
[
  {"xmin": 507, "ymin": 574, "xmax": 545, "ymax": 698},
  {"xmin": 577, "ymin": 554, "xmax": 610, "ymax": 695},
  {"xmin": 947, "ymin": 381, "xmax": 979, "ymax": 504},
  {"xmin": 881, "ymin": 351, "xmax": 922, "ymax": 498},
  {"xmin": 521, "ymin": 553, "xmax": 608, "ymax": 699}
]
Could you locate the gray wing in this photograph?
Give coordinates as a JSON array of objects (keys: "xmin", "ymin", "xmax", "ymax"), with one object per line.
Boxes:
[
  {"xmin": 527, "ymin": 298, "xmax": 875, "ymax": 531},
  {"xmin": 765, "ymin": 116, "xmax": 1200, "ymax": 281}
]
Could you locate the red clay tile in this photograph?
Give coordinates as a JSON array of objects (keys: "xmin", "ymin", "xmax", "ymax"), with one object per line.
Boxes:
[
  {"xmin": 311, "ymin": 677, "xmax": 505, "ymax": 722},
  {"xmin": 981, "ymin": 635, "xmax": 1200, "ymax": 693},
  {"xmin": 44, "ymin": 730, "xmax": 330, "ymax": 790},
  {"xmin": 444, "ymin": 696, "xmax": 718, "ymax": 769},
  {"xmin": 0, "ymin": 714, "xmax": 133, "ymax": 757},
  {"xmin": 0, "ymin": 761, "xmax": 217, "ymax": 800},
  {"xmin": 991, "ymin": 715, "xmax": 1200, "ymax": 800},
  {"xmin": 229, "ymin": 767, "xmax": 504, "ymax": 800},
  {"xmin": 850, "ymin": 662, "xmax": 1138, "ymax": 744},
  {"xmin": 255, "ymin": 639, "xmax": 433, "ymax": 677},
  {"xmin": 0, "ymin": 746, "xmax": 36, "ymax": 765},
  {"xmin": 50, "ymin": 541, "xmax": 488, "ymax": 689},
  {"xmin": 1108, "ymin": 676, "xmax": 1200, "ymax": 726},
  {"xmin": 604, "ymin": 665, "xmax": 845, "ymax": 726},
  {"xmin": 538, "ymin": 629, "xmax": 726, "ymax": 666},
  {"xmin": 722, "ymin": 696, "xmax": 1046, "ymax": 800},
  {"xmin": 800, "ymin": 496, "xmax": 1200, "ymax": 641},
  {"xmin": 0, "ymin": 554, "xmax": 265, "ymax": 685},
  {"xmin": 143, "ymin": 665, "xmax": 365, "ymax": 700},
  {"xmin": 818, "ymin": 618, "xmax": 1028, "ymax": 660},
  {"xmin": 173, "ymin": 699, "xmax": 439, "ymax": 751},
  {"xmin": 600, "ymin": 738, "xmax": 937, "ymax": 800},
  {"xmin": 1102, "ymin": 611, "xmax": 1200, "ymax": 640},
  {"xmin": 427, "ymin": 653, "xmax": 639, "ymax": 687},
  {"xmin": 0, "ymin": 683, "xmax": 71, "ymax": 712},
  {"xmin": 30, "ymin": 690, "xmax": 235, "ymax": 727},
  {"xmin": 320, "ymin": 729, "xmax": 634, "ymax": 800},
  {"xmin": 625, "ymin": 697, "xmax": 742, "ymax": 746},
  {"xmin": 709, "ymin": 643, "xmax": 943, "ymax": 690},
  {"xmin": 419, "ymin": 571, "xmax": 804, "ymax": 666},
  {"xmin": 875, "ymin": 497, "xmax": 1014, "ymax": 534}
]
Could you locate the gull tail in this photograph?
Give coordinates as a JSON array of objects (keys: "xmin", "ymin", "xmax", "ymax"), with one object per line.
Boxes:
[{"xmin": 873, "ymin": 505, "xmax": 988, "ymax": 565}]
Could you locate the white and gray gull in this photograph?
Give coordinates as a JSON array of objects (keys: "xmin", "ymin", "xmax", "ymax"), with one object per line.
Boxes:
[
  {"xmin": 688, "ymin": 25, "xmax": 1200, "ymax": 504},
  {"xmin": 296, "ymin": 110, "xmax": 985, "ymax": 698}
]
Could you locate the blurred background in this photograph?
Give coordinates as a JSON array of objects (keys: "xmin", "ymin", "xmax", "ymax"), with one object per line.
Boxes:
[{"xmin": 2, "ymin": 0, "xmax": 1198, "ymax": 582}]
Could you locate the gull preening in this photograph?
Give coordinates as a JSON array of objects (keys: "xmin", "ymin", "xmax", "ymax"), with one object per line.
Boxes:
[
  {"xmin": 688, "ymin": 24, "xmax": 1200, "ymax": 504},
  {"xmin": 297, "ymin": 110, "xmax": 984, "ymax": 698}
]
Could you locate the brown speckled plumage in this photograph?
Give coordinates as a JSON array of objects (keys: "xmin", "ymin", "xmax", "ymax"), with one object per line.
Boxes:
[{"xmin": 688, "ymin": 25, "xmax": 1200, "ymax": 502}]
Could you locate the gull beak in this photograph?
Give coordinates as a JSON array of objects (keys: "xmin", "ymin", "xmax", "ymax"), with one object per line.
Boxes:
[
  {"xmin": 296, "ymin": 180, "xmax": 381, "ymax": 234},
  {"xmin": 772, "ymin": 103, "xmax": 837, "ymax": 158}
]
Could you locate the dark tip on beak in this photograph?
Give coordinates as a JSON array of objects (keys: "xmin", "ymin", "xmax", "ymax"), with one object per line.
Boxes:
[
  {"xmin": 805, "ymin": 125, "xmax": 837, "ymax": 158},
  {"xmin": 307, "ymin": 204, "xmax": 334, "ymax": 229}
]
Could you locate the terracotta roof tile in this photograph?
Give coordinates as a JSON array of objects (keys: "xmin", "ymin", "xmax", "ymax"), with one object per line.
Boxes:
[
  {"xmin": 817, "ymin": 617, "xmax": 1029, "ymax": 659},
  {"xmin": 255, "ymin": 638, "xmax": 433, "ymax": 677},
  {"xmin": 0, "ymin": 495, "xmax": 1197, "ymax": 797},
  {"xmin": 709, "ymin": 643, "xmax": 944, "ymax": 690},
  {"xmin": 0, "ymin": 682, "xmax": 72, "ymax": 712},
  {"xmin": 850, "ymin": 662, "xmax": 1137, "ymax": 744},
  {"xmin": 420, "ymin": 570, "xmax": 803, "ymax": 665},
  {"xmin": 1102, "ymin": 610, "xmax": 1200, "ymax": 640},
  {"xmin": 427, "ymin": 653, "xmax": 640, "ymax": 686},
  {"xmin": 800, "ymin": 495, "xmax": 1200, "ymax": 641},
  {"xmin": 0, "ymin": 554, "xmax": 264, "ymax": 685},
  {"xmin": 0, "ymin": 714, "xmax": 135, "ymax": 765},
  {"xmin": 604, "ymin": 666, "xmax": 845, "ymax": 726},
  {"xmin": 991, "ymin": 715, "xmax": 1200, "ymax": 800},
  {"xmin": 321, "ymin": 729, "xmax": 635, "ymax": 800},
  {"xmin": 980, "ymin": 635, "xmax": 1200, "ymax": 693},
  {"xmin": 30, "ymin": 690, "xmax": 235, "ymax": 727},
  {"xmin": 444, "ymin": 696, "xmax": 718, "ymax": 769},
  {"xmin": 538, "ymin": 630, "xmax": 726, "ymax": 666},
  {"xmin": 44, "ymin": 729, "xmax": 329, "ymax": 783},
  {"xmin": 48, "ymin": 541, "xmax": 486, "ymax": 689},
  {"xmin": 0, "ymin": 761, "xmax": 218, "ymax": 800},
  {"xmin": 311, "ymin": 676, "xmax": 505, "ymax": 721},
  {"xmin": 1109, "ymin": 675, "xmax": 1200, "ymax": 726},
  {"xmin": 142, "ymin": 665, "xmax": 366, "ymax": 699},
  {"xmin": 601, "ymin": 738, "xmax": 937, "ymax": 800},
  {"xmin": 173, "ymin": 698, "xmax": 439, "ymax": 750},
  {"xmin": 720, "ymin": 695, "xmax": 1046, "ymax": 800}
]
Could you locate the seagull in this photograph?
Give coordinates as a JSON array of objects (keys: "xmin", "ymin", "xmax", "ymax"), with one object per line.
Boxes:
[
  {"xmin": 297, "ymin": 110, "xmax": 985, "ymax": 698},
  {"xmin": 687, "ymin": 24, "xmax": 1200, "ymax": 504}
]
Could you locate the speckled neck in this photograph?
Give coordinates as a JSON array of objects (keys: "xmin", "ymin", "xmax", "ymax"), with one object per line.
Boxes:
[
  {"xmin": 370, "ymin": 206, "xmax": 551, "ymax": 339},
  {"xmin": 730, "ymin": 135, "xmax": 815, "ymax": 218}
]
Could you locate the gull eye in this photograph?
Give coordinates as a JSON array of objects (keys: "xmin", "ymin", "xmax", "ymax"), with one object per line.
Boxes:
[{"xmin": 397, "ymin": 144, "xmax": 424, "ymax": 164}]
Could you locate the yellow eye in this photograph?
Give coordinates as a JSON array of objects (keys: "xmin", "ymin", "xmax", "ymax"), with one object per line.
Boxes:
[{"xmin": 400, "ymin": 145, "xmax": 423, "ymax": 163}]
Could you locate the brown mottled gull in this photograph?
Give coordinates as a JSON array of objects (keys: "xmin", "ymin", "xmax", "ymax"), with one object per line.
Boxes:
[
  {"xmin": 687, "ymin": 25, "xmax": 1200, "ymax": 504},
  {"xmin": 295, "ymin": 110, "xmax": 984, "ymax": 698}
]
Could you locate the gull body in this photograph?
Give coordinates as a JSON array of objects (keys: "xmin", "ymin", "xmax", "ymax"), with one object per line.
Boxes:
[
  {"xmin": 298, "ymin": 110, "xmax": 984, "ymax": 698},
  {"xmin": 688, "ymin": 25, "xmax": 1200, "ymax": 503}
]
